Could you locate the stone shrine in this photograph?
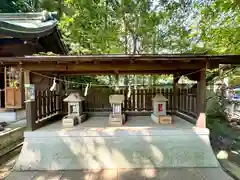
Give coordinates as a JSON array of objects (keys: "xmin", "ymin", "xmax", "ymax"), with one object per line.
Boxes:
[
  {"xmin": 151, "ymin": 94, "xmax": 172, "ymax": 124},
  {"xmin": 62, "ymin": 92, "xmax": 87, "ymax": 127},
  {"xmin": 109, "ymin": 94, "xmax": 125, "ymax": 125}
]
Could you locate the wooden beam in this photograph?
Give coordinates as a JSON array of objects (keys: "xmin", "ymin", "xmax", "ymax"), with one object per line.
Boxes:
[{"xmin": 20, "ymin": 62, "xmax": 205, "ymax": 72}]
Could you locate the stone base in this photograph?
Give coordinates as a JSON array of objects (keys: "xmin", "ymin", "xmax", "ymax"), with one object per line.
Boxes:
[
  {"xmin": 109, "ymin": 113, "xmax": 125, "ymax": 125},
  {"xmin": 0, "ymin": 109, "xmax": 26, "ymax": 123},
  {"xmin": 159, "ymin": 115, "xmax": 172, "ymax": 124},
  {"xmin": 151, "ymin": 114, "xmax": 172, "ymax": 124},
  {"xmin": 62, "ymin": 115, "xmax": 79, "ymax": 128},
  {"xmin": 14, "ymin": 127, "xmax": 220, "ymax": 170},
  {"xmin": 78, "ymin": 113, "xmax": 87, "ymax": 123}
]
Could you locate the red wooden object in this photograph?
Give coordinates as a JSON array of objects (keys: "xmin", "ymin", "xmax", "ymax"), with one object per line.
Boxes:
[{"xmin": 158, "ymin": 104, "xmax": 163, "ymax": 112}]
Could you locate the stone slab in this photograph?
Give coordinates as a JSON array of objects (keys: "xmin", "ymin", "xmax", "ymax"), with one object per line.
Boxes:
[
  {"xmin": 14, "ymin": 126, "xmax": 219, "ymax": 170},
  {"xmin": 5, "ymin": 168, "xmax": 234, "ymax": 180}
]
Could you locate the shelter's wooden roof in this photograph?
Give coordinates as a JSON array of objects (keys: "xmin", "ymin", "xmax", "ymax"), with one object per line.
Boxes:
[
  {"xmin": 0, "ymin": 54, "xmax": 239, "ymax": 63},
  {"xmin": 0, "ymin": 54, "xmax": 239, "ymax": 75}
]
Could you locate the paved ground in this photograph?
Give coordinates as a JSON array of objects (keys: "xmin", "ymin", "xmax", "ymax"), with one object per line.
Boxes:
[{"xmin": 4, "ymin": 168, "xmax": 234, "ymax": 180}]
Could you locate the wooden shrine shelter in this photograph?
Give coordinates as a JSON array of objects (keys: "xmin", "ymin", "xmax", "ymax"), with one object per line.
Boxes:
[
  {"xmin": 0, "ymin": 12, "xmax": 240, "ymax": 131},
  {"xmin": 0, "ymin": 54, "xmax": 240, "ymax": 130}
]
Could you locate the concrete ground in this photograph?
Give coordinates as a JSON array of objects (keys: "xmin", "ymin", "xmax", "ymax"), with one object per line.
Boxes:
[{"xmin": 4, "ymin": 168, "xmax": 234, "ymax": 180}]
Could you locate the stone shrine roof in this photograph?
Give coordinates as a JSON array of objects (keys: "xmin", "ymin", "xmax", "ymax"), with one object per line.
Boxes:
[
  {"xmin": 109, "ymin": 94, "xmax": 124, "ymax": 104},
  {"xmin": 152, "ymin": 94, "xmax": 168, "ymax": 102},
  {"xmin": 63, "ymin": 92, "xmax": 85, "ymax": 102}
]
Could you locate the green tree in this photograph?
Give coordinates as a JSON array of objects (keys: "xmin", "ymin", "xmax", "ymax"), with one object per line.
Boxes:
[
  {"xmin": 192, "ymin": 0, "xmax": 240, "ymax": 54},
  {"xmin": 60, "ymin": 0, "xmax": 198, "ymax": 55}
]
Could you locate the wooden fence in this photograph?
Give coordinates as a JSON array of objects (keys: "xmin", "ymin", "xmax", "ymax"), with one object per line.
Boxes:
[
  {"xmin": 35, "ymin": 90, "xmax": 62, "ymax": 121},
  {"xmin": 27, "ymin": 89, "xmax": 63, "ymax": 130},
  {"xmin": 84, "ymin": 85, "xmax": 197, "ymax": 118},
  {"xmin": 177, "ymin": 88, "xmax": 197, "ymax": 118},
  {"xmin": 27, "ymin": 85, "xmax": 198, "ymax": 131}
]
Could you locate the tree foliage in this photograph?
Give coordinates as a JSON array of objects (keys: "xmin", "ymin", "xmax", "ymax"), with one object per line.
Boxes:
[
  {"xmin": 1, "ymin": 0, "xmax": 239, "ymax": 55},
  {"xmin": 59, "ymin": 0, "xmax": 199, "ymax": 54},
  {"xmin": 194, "ymin": 0, "xmax": 240, "ymax": 54}
]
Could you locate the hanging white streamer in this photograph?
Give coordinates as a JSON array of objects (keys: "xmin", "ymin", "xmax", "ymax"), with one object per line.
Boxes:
[
  {"xmin": 115, "ymin": 85, "xmax": 120, "ymax": 91},
  {"xmin": 84, "ymin": 83, "xmax": 90, "ymax": 96},
  {"xmin": 127, "ymin": 85, "xmax": 131, "ymax": 98},
  {"xmin": 50, "ymin": 77, "xmax": 56, "ymax": 91}
]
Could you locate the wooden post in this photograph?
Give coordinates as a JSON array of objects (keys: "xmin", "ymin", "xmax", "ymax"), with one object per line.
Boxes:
[
  {"xmin": 56, "ymin": 79, "xmax": 61, "ymax": 113},
  {"xmin": 196, "ymin": 69, "xmax": 206, "ymax": 128},
  {"xmin": 24, "ymin": 71, "xmax": 37, "ymax": 131},
  {"xmin": 26, "ymin": 100, "xmax": 37, "ymax": 131},
  {"xmin": 173, "ymin": 73, "xmax": 179, "ymax": 114}
]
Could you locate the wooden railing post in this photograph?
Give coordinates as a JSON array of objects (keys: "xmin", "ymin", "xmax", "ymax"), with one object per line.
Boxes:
[
  {"xmin": 24, "ymin": 71, "xmax": 37, "ymax": 131},
  {"xmin": 26, "ymin": 100, "xmax": 37, "ymax": 131}
]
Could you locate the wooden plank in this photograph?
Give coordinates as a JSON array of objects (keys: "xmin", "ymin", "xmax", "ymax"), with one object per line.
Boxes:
[
  {"xmin": 165, "ymin": 88, "xmax": 169, "ymax": 111},
  {"xmin": 123, "ymin": 88, "xmax": 128, "ymax": 111},
  {"xmin": 137, "ymin": 89, "xmax": 140, "ymax": 111},
  {"xmin": 169, "ymin": 88, "xmax": 173, "ymax": 111},
  {"xmin": 187, "ymin": 88, "xmax": 191, "ymax": 112},
  {"xmin": 53, "ymin": 91, "xmax": 56, "ymax": 113},
  {"xmin": 181, "ymin": 87, "xmax": 183, "ymax": 110},
  {"xmin": 177, "ymin": 88, "xmax": 181, "ymax": 111},
  {"xmin": 145, "ymin": 88, "xmax": 152, "ymax": 111},
  {"xmin": 38, "ymin": 90, "xmax": 42, "ymax": 119},
  {"xmin": 46, "ymin": 91, "xmax": 50, "ymax": 116},
  {"xmin": 183, "ymin": 88, "xmax": 187, "ymax": 111},
  {"xmin": 132, "ymin": 87, "xmax": 136, "ymax": 111},
  {"xmin": 50, "ymin": 91, "xmax": 53, "ymax": 114},
  {"xmin": 5, "ymin": 88, "xmax": 15, "ymax": 106},
  {"xmin": 140, "ymin": 89, "xmax": 144, "ymax": 111},
  {"xmin": 42, "ymin": 90, "xmax": 46, "ymax": 116},
  {"xmin": 35, "ymin": 90, "xmax": 39, "ymax": 119}
]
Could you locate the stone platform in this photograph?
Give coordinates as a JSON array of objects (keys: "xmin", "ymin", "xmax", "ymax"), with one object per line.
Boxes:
[
  {"xmin": 5, "ymin": 168, "xmax": 234, "ymax": 180},
  {"xmin": 13, "ymin": 116, "xmax": 220, "ymax": 171}
]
